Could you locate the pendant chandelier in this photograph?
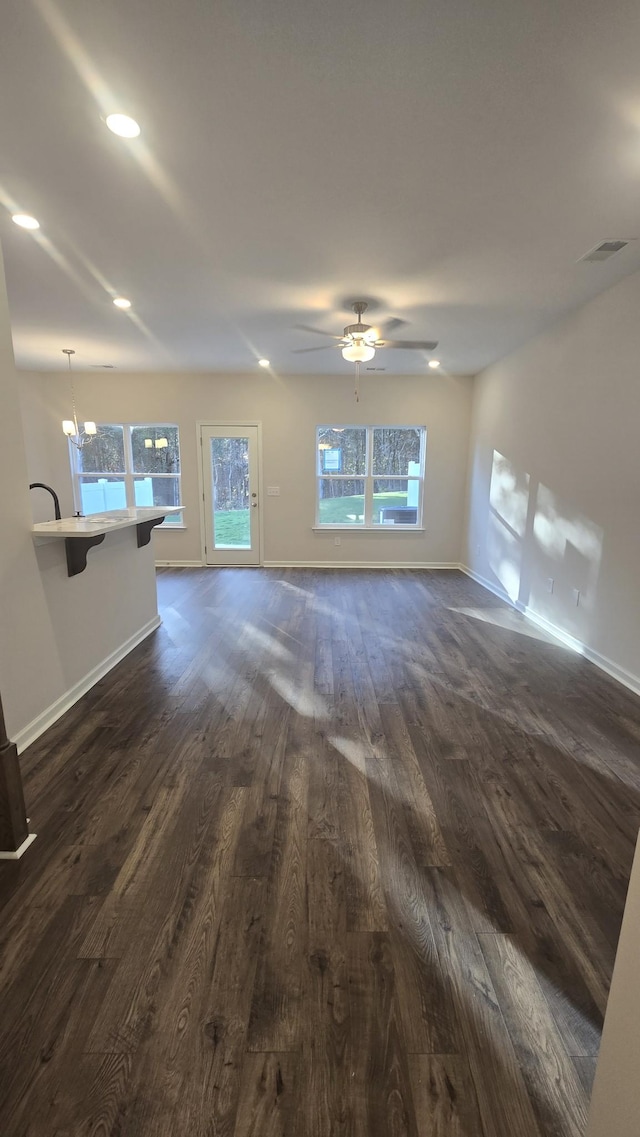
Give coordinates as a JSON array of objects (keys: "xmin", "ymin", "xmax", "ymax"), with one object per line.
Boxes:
[{"xmin": 60, "ymin": 349, "xmax": 97, "ymax": 450}]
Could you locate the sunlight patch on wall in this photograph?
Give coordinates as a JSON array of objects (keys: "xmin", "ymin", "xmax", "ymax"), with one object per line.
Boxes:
[
  {"xmin": 490, "ymin": 451, "xmax": 530, "ymax": 536},
  {"xmin": 533, "ymin": 484, "xmax": 603, "ymax": 620},
  {"xmin": 488, "ymin": 450, "xmax": 530, "ymax": 602},
  {"xmin": 533, "ymin": 485, "xmax": 603, "ymax": 563}
]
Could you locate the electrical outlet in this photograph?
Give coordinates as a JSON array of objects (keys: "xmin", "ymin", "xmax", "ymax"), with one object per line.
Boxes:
[
  {"xmin": 267, "ymin": 486, "xmax": 280, "ymax": 496},
  {"xmin": 572, "ymin": 588, "xmax": 581, "ymax": 606},
  {"xmin": 334, "ymin": 536, "xmax": 341, "ymax": 546},
  {"xmin": 546, "ymin": 577, "xmax": 554, "ymax": 594}
]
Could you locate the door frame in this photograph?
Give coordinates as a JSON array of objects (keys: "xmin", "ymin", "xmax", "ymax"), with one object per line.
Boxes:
[{"xmin": 196, "ymin": 421, "xmax": 264, "ymax": 566}]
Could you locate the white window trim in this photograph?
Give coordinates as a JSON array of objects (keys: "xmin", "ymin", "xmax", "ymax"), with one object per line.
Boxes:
[
  {"xmin": 70, "ymin": 421, "xmax": 183, "ymax": 527},
  {"xmin": 315, "ymin": 425, "xmax": 426, "ymax": 530}
]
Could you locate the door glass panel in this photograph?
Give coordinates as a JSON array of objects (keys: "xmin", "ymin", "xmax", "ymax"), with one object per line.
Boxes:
[{"xmin": 211, "ymin": 436, "xmax": 251, "ymax": 548}]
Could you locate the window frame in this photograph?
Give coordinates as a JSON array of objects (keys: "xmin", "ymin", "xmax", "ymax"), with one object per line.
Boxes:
[
  {"xmin": 70, "ymin": 421, "xmax": 184, "ymax": 527},
  {"xmin": 315, "ymin": 424, "xmax": 426, "ymax": 530}
]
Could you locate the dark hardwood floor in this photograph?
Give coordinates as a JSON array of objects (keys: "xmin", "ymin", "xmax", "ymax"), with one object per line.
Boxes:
[{"xmin": 1, "ymin": 567, "xmax": 639, "ymax": 1136}]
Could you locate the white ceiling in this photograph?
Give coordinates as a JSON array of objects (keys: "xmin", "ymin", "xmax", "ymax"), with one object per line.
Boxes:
[{"xmin": 2, "ymin": 0, "xmax": 640, "ymax": 375}]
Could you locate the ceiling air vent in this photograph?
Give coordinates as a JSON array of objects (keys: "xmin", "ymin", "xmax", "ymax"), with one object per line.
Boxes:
[
  {"xmin": 366, "ymin": 367, "xmax": 387, "ymax": 371},
  {"xmin": 579, "ymin": 240, "xmax": 630, "ymax": 263}
]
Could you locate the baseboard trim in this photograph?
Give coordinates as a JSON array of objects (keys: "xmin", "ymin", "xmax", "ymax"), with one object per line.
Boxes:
[
  {"xmin": 458, "ymin": 564, "xmax": 525, "ymax": 610},
  {"xmin": 14, "ymin": 615, "xmax": 162, "ymax": 755},
  {"xmin": 155, "ymin": 560, "xmax": 203, "ymax": 568},
  {"xmin": 262, "ymin": 561, "xmax": 461, "ymax": 570},
  {"xmin": 460, "ymin": 564, "xmax": 640, "ymax": 699},
  {"xmin": 0, "ymin": 833, "xmax": 37, "ymax": 860}
]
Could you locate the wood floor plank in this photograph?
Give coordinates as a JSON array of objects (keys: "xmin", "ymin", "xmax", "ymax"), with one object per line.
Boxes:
[
  {"xmin": 378, "ymin": 702, "xmax": 451, "ymax": 868},
  {"xmin": 85, "ymin": 773, "xmax": 231, "ymax": 1051},
  {"xmin": 307, "ymin": 726, "xmax": 341, "ymax": 841},
  {"xmin": 247, "ymin": 734, "xmax": 309, "ymax": 1051},
  {"xmin": 334, "ymin": 739, "xmax": 388, "ymax": 932},
  {"xmin": 300, "ymin": 838, "xmax": 351, "ymax": 1137},
  {"xmin": 408, "ymin": 1054, "xmax": 486, "ymax": 1137},
  {"xmin": 479, "ymin": 932, "xmax": 589, "ymax": 1137},
  {"xmin": 233, "ymin": 1053, "xmax": 300, "ymax": 1137},
  {"xmin": 434, "ymin": 931, "xmax": 544, "ymax": 1137},
  {"xmin": 3, "ymin": 566, "xmax": 640, "ymax": 1137},
  {"xmin": 347, "ymin": 932, "xmax": 419, "ymax": 1137},
  {"xmin": 366, "ymin": 756, "xmax": 458, "ymax": 1054},
  {"xmin": 572, "ymin": 1056, "xmax": 598, "ymax": 1098},
  {"xmin": 122, "ymin": 875, "xmax": 266, "ymax": 1136}
]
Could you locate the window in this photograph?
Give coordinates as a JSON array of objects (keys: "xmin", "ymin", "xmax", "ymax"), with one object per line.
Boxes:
[
  {"xmin": 71, "ymin": 423, "xmax": 183, "ymax": 525},
  {"xmin": 316, "ymin": 426, "xmax": 425, "ymax": 528}
]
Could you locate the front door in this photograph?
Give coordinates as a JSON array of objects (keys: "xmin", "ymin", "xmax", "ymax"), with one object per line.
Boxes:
[{"xmin": 201, "ymin": 424, "xmax": 261, "ymax": 565}]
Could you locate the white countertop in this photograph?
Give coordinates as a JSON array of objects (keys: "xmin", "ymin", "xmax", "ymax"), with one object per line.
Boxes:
[{"xmin": 32, "ymin": 507, "xmax": 183, "ymax": 539}]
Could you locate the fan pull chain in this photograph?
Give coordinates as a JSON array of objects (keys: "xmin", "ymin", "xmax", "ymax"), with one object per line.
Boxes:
[{"xmin": 354, "ymin": 360, "xmax": 360, "ymax": 402}]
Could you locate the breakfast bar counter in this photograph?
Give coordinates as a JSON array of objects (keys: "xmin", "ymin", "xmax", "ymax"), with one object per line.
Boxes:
[{"xmin": 32, "ymin": 507, "xmax": 182, "ymax": 575}]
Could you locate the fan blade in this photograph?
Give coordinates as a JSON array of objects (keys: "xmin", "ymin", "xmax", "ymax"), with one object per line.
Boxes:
[
  {"xmin": 291, "ymin": 343, "xmax": 341, "ymax": 353},
  {"xmin": 294, "ymin": 323, "xmax": 345, "ymax": 340},
  {"xmin": 383, "ymin": 340, "xmax": 439, "ymax": 350},
  {"xmin": 376, "ymin": 317, "xmax": 408, "ymax": 337}
]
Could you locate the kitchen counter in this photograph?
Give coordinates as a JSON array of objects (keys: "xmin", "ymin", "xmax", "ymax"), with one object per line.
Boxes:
[
  {"xmin": 32, "ymin": 507, "xmax": 183, "ymax": 576},
  {"xmin": 32, "ymin": 506, "xmax": 182, "ymax": 539}
]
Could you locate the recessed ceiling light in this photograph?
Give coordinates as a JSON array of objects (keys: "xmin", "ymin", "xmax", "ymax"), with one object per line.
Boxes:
[
  {"xmin": 113, "ymin": 297, "xmax": 131, "ymax": 309},
  {"xmin": 428, "ymin": 359, "xmax": 441, "ymax": 369},
  {"xmin": 12, "ymin": 213, "xmax": 40, "ymax": 230},
  {"xmin": 258, "ymin": 358, "xmax": 270, "ymax": 367},
  {"xmin": 106, "ymin": 113, "xmax": 141, "ymax": 139}
]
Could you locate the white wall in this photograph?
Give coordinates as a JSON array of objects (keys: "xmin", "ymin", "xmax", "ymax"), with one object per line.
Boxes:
[
  {"xmin": 0, "ymin": 243, "xmax": 160, "ymax": 745},
  {"xmin": 587, "ymin": 831, "xmax": 640, "ymax": 1137},
  {"xmin": 20, "ymin": 370, "xmax": 473, "ymax": 567},
  {"xmin": 464, "ymin": 268, "xmax": 640, "ymax": 690},
  {"xmin": 0, "ymin": 248, "xmax": 66, "ymax": 739}
]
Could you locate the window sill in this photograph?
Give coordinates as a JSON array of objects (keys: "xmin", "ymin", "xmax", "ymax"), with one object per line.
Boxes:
[
  {"xmin": 158, "ymin": 524, "xmax": 187, "ymax": 530},
  {"xmin": 312, "ymin": 526, "xmax": 425, "ymax": 532}
]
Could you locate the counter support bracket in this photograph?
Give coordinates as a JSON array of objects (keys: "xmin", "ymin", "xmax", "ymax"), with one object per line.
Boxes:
[
  {"xmin": 137, "ymin": 517, "xmax": 166, "ymax": 547},
  {"xmin": 65, "ymin": 533, "xmax": 106, "ymax": 577}
]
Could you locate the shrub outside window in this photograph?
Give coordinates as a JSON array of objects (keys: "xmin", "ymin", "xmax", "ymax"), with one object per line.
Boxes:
[{"xmin": 316, "ymin": 426, "xmax": 425, "ymax": 528}]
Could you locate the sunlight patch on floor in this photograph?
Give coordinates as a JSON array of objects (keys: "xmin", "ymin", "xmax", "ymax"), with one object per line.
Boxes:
[
  {"xmin": 449, "ymin": 606, "xmax": 565, "ymax": 645},
  {"xmin": 240, "ymin": 621, "xmax": 294, "ymax": 662},
  {"xmin": 267, "ymin": 669, "xmax": 328, "ymax": 719}
]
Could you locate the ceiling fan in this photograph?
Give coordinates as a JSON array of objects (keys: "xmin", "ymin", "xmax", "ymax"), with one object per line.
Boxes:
[{"xmin": 293, "ymin": 301, "xmax": 438, "ymax": 364}]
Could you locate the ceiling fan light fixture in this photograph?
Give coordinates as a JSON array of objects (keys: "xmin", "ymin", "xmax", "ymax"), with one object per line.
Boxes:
[{"xmin": 342, "ymin": 342, "xmax": 375, "ymax": 363}]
